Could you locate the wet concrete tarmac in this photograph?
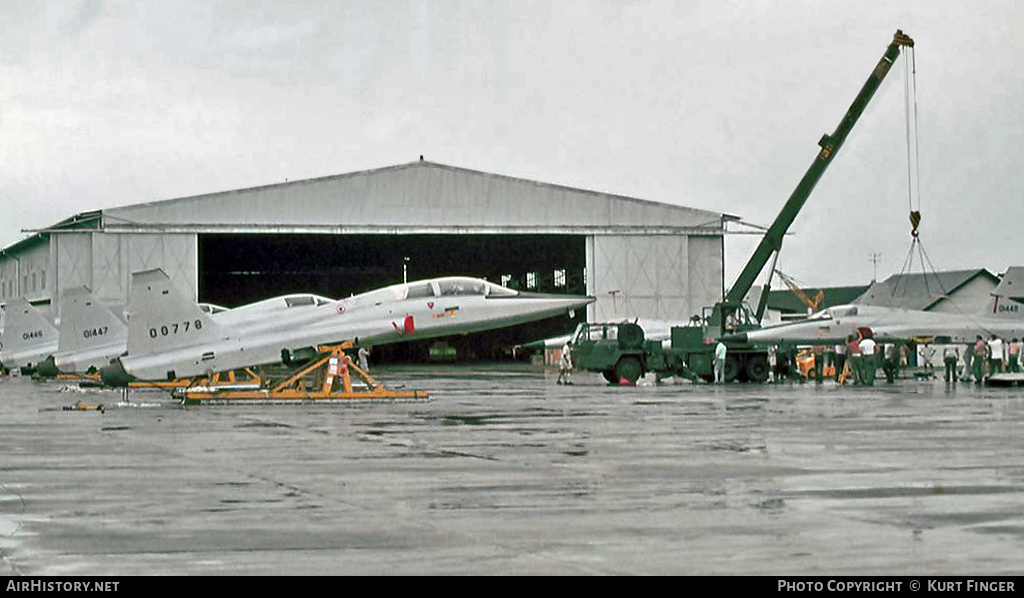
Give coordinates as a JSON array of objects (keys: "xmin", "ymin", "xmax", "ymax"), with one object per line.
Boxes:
[{"xmin": 1, "ymin": 366, "xmax": 1024, "ymax": 575}]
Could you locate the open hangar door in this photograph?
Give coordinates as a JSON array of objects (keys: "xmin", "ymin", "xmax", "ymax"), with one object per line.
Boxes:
[{"xmin": 198, "ymin": 233, "xmax": 587, "ymax": 362}]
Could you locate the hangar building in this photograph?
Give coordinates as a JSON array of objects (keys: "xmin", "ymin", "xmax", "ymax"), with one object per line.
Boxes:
[{"xmin": 0, "ymin": 160, "xmax": 730, "ymax": 358}]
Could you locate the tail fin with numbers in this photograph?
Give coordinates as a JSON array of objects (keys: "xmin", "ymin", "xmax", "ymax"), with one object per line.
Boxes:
[
  {"xmin": 986, "ymin": 267, "xmax": 1024, "ymax": 319},
  {"xmin": 57, "ymin": 286, "xmax": 127, "ymax": 355},
  {"xmin": 126, "ymin": 269, "xmax": 222, "ymax": 355},
  {"xmin": 0, "ymin": 297, "xmax": 59, "ymax": 367}
]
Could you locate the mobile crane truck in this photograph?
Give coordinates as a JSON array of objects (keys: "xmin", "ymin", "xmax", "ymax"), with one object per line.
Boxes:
[{"xmin": 571, "ymin": 30, "xmax": 915, "ymax": 384}]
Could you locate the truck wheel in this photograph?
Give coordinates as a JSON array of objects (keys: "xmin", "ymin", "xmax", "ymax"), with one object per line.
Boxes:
[
  {"xmin": 602, "ymin": 370, "xmax": 618, "ymax": 384},
  {"xmin": 615, "ymin": 357, "xmax": 643, "ymax": 385},
  {"xmin": 744, "ymin": 354, "xmax": 770, "ymax": 383},
  {"xmin": 724, "ymin": 354, "xmax": 740, "ymax": 383}
]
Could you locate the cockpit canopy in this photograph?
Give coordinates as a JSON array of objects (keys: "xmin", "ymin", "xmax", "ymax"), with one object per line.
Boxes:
[
  {"xmin": 351, "ymin": 277, "xmax": 518, "ymax": 307},
  {"xmin": 284, "ymin": 295, "xmax": 333, "ymax": 308}
]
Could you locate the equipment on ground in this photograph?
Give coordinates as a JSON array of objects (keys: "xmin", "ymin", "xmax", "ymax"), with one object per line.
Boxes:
[
  {"xmin": 571, "ymin": 30, "xmax": 915, "ymax": 384},
  {"xmin": 175, "ymin": 343, "xmax": 429, "ymax": 405}
]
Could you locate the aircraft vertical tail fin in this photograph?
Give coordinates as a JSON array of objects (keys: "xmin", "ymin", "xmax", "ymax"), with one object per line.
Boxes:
[
  {"xmin": 58, "ymin": 286, "xmax": 128, "ymax": 354},
  {"xmin": 126, "ymin": 269, "xmax": 223, "ymax": 355},
  {"xmin": 1, "ymin": 298, "xmax": 59, "ymax": 361},
  {"xmin": 985, "ymin": 267, "xmax": 1024, "ymax": 320}
]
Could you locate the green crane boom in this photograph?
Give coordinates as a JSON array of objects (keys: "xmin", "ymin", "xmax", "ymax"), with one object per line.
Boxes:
[
  {"xmin": 570, "ymin": 30, "xmax": 916, "ymax": 385},
  {"xmin": 726, "ymin": 30, "xmax": 915, "ymax": 313}
]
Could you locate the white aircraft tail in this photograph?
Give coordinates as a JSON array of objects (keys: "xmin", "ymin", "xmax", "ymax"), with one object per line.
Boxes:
[
  {"xmin": 126, "ymin": 269, "xmax": 223, "ymax": 355},
  {"xmin": 986, "ymin": 266, "xmax": 1024, "ymax": 319},
  {"xmin": 1, "ymin": 298, "xmax": 58, "ymax": 358},
  {"xmin": 58, "ymin": 286, "xmax": 128, "ymax": 354}
]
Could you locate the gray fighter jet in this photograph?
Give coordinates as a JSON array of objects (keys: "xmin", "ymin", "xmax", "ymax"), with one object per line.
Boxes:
[
  {"xmin": 100, "ymin": 269, "xmax": 594, "ymax": 385},
  {"xmin": 725, "ymin": 268, "xmax": 1024, "ymax": 346}
]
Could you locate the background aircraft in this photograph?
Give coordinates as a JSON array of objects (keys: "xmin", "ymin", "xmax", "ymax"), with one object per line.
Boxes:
[
  {"xmin": 39, "ymin": 285, "xmax": 128, "ymax": 376},
  {"xmin": 726, "ymin": 268, "xmax": 1024, "ymax": 346},
  {"xmin": 0, "ymin": 298, "xmax": 59, "ymax": 373},
  {"xmin": 100, "ymin": 269, "xmax": 593, "ymax": 385},
  {"xmin": 518, "ymin": 317, "xmax": 675, "ymax": 352}
]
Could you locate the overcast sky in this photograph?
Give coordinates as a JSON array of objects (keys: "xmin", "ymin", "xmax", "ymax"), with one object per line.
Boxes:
[{"xmin": 2, "ymin": 0, "xmax": 1022, "ymax": 291}]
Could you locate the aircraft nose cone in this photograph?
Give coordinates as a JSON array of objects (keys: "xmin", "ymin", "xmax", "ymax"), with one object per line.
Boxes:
[
  {"xmin": 501, "ymin": 291, "xmax": 595, "ymax": 312},
  {"xmin": 99, "ymin": 359, "xmax": 135, "ymax": 387},
  {"xmin": 557, "ymin": 294, "xmax": 596, "ymax": 316},
  {"xmin": 36, "ymin": 356, "xmax": 60, "ymax": 378},
  {"xmin": 566, "ymin": 295, "xmax": 596, "ymax": 309}
]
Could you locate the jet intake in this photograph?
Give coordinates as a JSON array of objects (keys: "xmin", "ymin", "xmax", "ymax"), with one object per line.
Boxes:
[
  {"xmin": 36, "ymin": 356, "xmax": 61, "ymax": 378},
  {"xmin": 99, "ymin": 360, "xmax": 136, "ymax": 387}
]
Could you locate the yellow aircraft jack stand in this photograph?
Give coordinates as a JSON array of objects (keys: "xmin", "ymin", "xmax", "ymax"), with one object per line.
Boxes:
[{"xmin": 175, "ymin": 344, "xmax": 429, "ymax": 406}]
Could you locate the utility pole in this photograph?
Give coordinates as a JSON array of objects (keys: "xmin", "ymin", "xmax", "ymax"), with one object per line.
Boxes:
[{"xmin": 869, "ymin": 252, "xmax": 882, "ymax": 282}]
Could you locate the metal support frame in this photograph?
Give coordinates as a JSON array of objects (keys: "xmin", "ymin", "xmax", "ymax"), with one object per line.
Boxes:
[{"xmin": 175, "ymin": 343, "xmax": 429, "ymax": 405}]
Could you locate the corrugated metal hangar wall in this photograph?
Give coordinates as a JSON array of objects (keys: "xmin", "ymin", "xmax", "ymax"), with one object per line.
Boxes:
[{"xmin": 2, "ymin": 161, "xmax": 727, "ymax": 348}]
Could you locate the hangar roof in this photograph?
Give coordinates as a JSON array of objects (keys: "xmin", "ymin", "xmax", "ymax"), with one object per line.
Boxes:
[
  {"xmin": 853, "ymin": 269, "xmax": 999, "ymax": 311},
  {"xmin": 93, "ymin": 160, "xmax": 726, "ymax": 236}
]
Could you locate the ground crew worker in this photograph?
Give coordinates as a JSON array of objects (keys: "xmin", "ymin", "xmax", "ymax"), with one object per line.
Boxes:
[
  {"xmin": 919, "ymin": 344, "xmax": 936, "ymax": 376},
  {"xmin": 973, "ymin": 335, "xmax": 988, "ymax": 383},
  {"xmin": 988, "ymin": 335, "xmax": 1004, "ymax": 377},
  {"xmin": 1009, "ymin": 338, "xmax": 1021, "ymax": 373},
  {"xmin": 812, "ymin": 344, "xmax": 824, "ymax": 384},
  {"xmin": 943, "ymin": 345, "xmax": 960, "ymax": 383},
  {"xmin": 846, "ymin": 334, "xmax": 862, "ymax": 385},
  {"xmin": 834, "ymin": 342, "xmax": 847, "ymax": 383},
  {"xmin": 557, "ymin": 341, "xmax": 573, "ymax": 385},
  {"xmin": 962, "ymin": 343, "xmax": 974, "ymax": 381},
  {"xmin": 358, "ymin": 344, "xmax": 370, "ymax": 373},
  {"xmin": 883, "ymin": 343, "xmax": 901, "ymax": 384},
  {"xmin": 859, "ymin": 334, "xmax": 877, "ymax": 386},
  {"xmin": 824, "ymin": 344, "xmax": 837, "ymax": 376},
  {"xmin": 786, "ymin": 346, "xmax": 801, "ymax": 381},
  {"xmin": 714, "ymin": 340, "xmax": 727, "ymax": 384}
]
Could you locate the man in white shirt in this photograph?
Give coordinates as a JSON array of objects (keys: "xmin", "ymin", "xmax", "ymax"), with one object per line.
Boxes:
[
  {"xmin": 988, "ymin": 335, "xmax": 1005, "ymax": 376},
  {"xmin": 859, "ymin": 336, "xmax": 877, "ymax": 386},
  {"xmin": 714, "ymin": 340, "xmax": 727, "ymax": 384},
  {"xmin": 557, "ymin": 341, "xmax": 574, "ymax": 385},
  {"xmin": 943, "ymin": 345, "xmax": 960, "ymax": 383}
]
